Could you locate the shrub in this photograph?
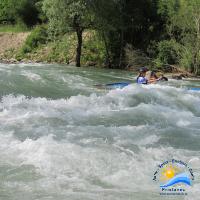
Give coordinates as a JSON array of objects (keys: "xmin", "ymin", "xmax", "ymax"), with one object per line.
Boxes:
[
  {"xmin": 156, "ymin": 39, "xmax": 181, "ymax": 65},
  {"xmin": 179, "ymin": 45, "xmax": 200, "ymax": 74},
  {"xmin": 46, "ymin": 33, "xmax": 76, "ymax": 63},
  {"xmin": 125, "ymin": 44, "xmax": 151, "ymax": 68},
  {"xmin": 179, "ymin": 47, "xmax": 193, "ymax": 72},
  {"xmin": 21, "ymin": 25, "xmax": 47, "ymax": 53},
  {"xmin": 82, "ymin": 32, "xmax": 106, "ymax": 65}
]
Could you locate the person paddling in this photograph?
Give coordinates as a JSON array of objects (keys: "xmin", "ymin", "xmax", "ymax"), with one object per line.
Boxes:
[
  {"xmin": 148, "ymin": 71, "xmax": 158, "ymax": 84},
  {"xmin": 137, "ymin": 67, "xmax": 168, "ymax": 84},
  {"xmin": 136, "ymin": 67, "xmax": 148, "ymax": 84}
]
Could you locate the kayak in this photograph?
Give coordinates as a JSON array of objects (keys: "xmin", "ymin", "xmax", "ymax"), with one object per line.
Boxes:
[
  {"xmin": 95, "ymin": 82, "xmax": 130, "ymax": 89},
  {"xmin": 95, "ymin": 82, "xmax": 200, "ymax": 91},
  {"xmin": 98, "ymin": 78, "xmax": 168, "ymax": 89},
  {"xmin": 188, "ymin": 87, "xmax": 200, "ymax": 91}
]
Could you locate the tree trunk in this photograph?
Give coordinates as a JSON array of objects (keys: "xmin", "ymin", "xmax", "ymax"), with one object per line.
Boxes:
[
  {"xmin": 102, "ymin": 31, "xmax": 111, "ymax": 67},
  {"xmin": 73, "ymin": 15, "xmax": 83, "ymax": 67},
  {"xmin": 75, "ymin": 29, "xmax": 83, "ymax": 67},
  {"xmin": 118, "ymin": 1, "xmax": 126, "ymax": 68},
  {"xmin": 119, "ymin": 29, "xmax": 125, "ymax": 68}
]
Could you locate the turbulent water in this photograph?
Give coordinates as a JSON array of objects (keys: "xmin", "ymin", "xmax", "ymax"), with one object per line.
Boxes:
[{"xmin": 0, "ymin": 63, "xmax": 200, "ymax": 200}]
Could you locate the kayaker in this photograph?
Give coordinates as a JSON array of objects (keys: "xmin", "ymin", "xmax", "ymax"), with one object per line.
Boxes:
[
  {"xmin": 148, "ymin": 71, "xmax": 158, "ymax": 84},
  {"xmin": 136, "ymin": 67, "xmax": 148, "ymax": 84},
  {"xmin": 137, "ymin": 68, "xmax": 168, "ymax": 84}
]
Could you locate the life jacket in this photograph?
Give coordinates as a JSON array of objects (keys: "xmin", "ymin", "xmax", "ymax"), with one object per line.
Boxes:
[{"xmin": 137, "ymin": 76, "xmax": 148, "ymax": 84}]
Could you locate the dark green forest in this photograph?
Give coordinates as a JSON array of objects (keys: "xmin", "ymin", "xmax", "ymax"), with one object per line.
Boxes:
[{"xmin": 1, "ymin": 0, "xmax": 200, "ymax": 74}]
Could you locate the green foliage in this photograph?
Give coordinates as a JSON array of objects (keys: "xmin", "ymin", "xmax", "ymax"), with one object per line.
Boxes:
[
  {"xmin": 42, "ymin": 0, "xmax": 92, "ymax": 38},
  {"xmin": 0, "ymin": 24, "xmax": 29, "ymax": 32},
  {"xmin": 158, "ymin": 0, "xmax": 200, "ymax": 74},
  {"xmin": 17, "ymin": 0, "xmax": 39, "ymax": 26},
  {"xmin": 35, "ymin": 1, "xmax": 47, "ymax": 23},
  {"xmin": 46, "ymin": 34, "xmax": 76, "ymax": 63},
  {"xmin": 125, "ymin": 44, "xmax": 151, "ymax": 68},
  {"xmin": 82, "ymin": 32, "xmax": 105, "ymax": 65},
  {"xmin": 0, "ymin": 0, "xmax": 18, "ymax": 24},
  {"xmin": 21, "ymin": 25, "xmax": 47, "ymax": 54},
  {"xmin": 89, "ymin": 0, "xmax": 165, "ymax": 67},
  {"xmin": 156, "ymin": 40, "xmax": 181, "ymax": 65},
  {"xmin": 43, "ymin": 0, "xmax": 95, "ymax": 67},
  {"xmin": 179, "ymin": 46, "xmax": 194, "ymax": 72},
  {"xmin": 0, "ymin": 0, "xmax": 41, "ymax": 26},
  {"xmin": 1, "ymin": 0, "xmax": 200, "ymax": 74},
  {"xmin": 45, "ymin": 31, "xmax": 105, "ymax": 65}
]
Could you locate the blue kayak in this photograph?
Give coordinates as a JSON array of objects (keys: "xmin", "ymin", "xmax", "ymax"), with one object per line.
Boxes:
[
  {"xmin": 95, "ymin": 82, "xmax": 130, "ymax": 89},
  {"xmin": 96, "ymin": 82, "xmax": 200, "ymax": 91},
  {"xmin": 188, "ymin": 87, "xmax": 200, "ymax": 91}
]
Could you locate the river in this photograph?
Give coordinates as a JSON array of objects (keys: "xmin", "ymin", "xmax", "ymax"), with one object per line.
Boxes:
[{"xmin": 0, "ymin": 63, "xmax": 200, "ymax": 200}]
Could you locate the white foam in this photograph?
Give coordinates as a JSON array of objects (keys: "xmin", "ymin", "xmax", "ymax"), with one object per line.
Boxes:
[
  {"xmin": 21, "ymin": 71, "xmax": 42, "ymax": 81},
  {"xmin": 0, "ymin": 64, "xmax": 200, "ymax": 199},
  {"xmin": 177, "ymin": 120, "xmax": 191, "ymax": 127}
]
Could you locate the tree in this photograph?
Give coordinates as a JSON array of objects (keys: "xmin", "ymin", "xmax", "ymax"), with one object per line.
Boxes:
[
  {"xmin": 89, "ymin": 0, "xmax": 163, "ymax": 68},
  {"xmin": 87, "ymin": 0, "xmax": 121, "ymax": 67},
  {"xmin": 18, "ymin": 0, "xmax": 40, "ymax": 26},
  {"xmin": 43, "ymin": 0, "xmax": 93, "ymax": 67},
  {"xmin": 0, "ymin": 0, "xmax": 20, "ymax": 24},
  {"xmin": 0, "ymin": 0, "xmax": 40, "ymax": 26},
  {"xmin": 178, "ymin": 0, "xmax": 200, "ymax": 74},
  {"xmin": 158, "ymin": 0, "xmax": 200, "ymax": 74}
]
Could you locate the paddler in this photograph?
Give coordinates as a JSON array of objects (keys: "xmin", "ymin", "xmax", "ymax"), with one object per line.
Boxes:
[
  {"xmin": 148, "ymin": 71, "xmax": 159, "ymax": 84},
  {"xmin": 136, "ymin": 67, "xmax": 148, "ymax": 84},
  {"xmin": 137, "ymin": 67, "xmax": 168, "ymax": 84}
]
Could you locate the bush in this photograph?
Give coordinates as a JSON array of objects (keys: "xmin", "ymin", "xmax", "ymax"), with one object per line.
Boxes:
[
  {"xmin": 47, "ymin": 31, "xmax": 106, "ymax": 65},
  {"xmin": 125, "ymin": 44, "xmax": 151, "ymax": 68},
  {"xmin": 156, "ymin": 39, "xmax": 181, "ymax": 65},
  {"xmin": 46, "ymin": 33, "xmax": 76, "ymax": 63},
  {"xmin": 179, "ymin": 47, "xmax": 193, "ymax": 72},
  {"xmin": 179, "ymin": 45, "xmax": 200, "ymax": 74},
  {"xmin": 21, "ymin": 25, "xmax": 47, "ymax": 53},
  {"xmin": 81, "ymin": 32, "xmax": 106, "ymax": 66}
]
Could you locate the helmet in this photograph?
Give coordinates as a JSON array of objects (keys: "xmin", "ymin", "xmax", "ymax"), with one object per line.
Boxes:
[
  {"xmin": 139, "ymin": 67, "xmax": 149, "ymax": 73},
  {"xmin": 151, "ymin": 71, "xmax": 156, "ymax": 76}
]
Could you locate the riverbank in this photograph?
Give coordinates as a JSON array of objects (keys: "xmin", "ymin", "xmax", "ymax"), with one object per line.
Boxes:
[
  {"xmin": 0, "ymin": 30, "xmax": 199, "ymax": 81},
  {"xmin": 0, "ymin": 28, "xmax": 105, "ymax": 66},
  {"xmin": 0, "ymin": 32, "xmax": 30, "ymax": 61}
]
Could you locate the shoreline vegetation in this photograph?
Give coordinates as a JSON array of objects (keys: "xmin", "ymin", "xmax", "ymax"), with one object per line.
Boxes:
[
  {"xmin": 0, "ymin": 29, "xmax": 199, "ymax": 80},
  {"xmin": 0, "ymin": 0, "xmax": 200, "ymax": 78}
]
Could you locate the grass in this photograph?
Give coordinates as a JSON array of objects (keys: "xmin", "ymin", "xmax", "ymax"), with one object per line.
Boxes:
[{"xmin": 0, "ymin": 24, "xmax": 30, "ymax": 33}]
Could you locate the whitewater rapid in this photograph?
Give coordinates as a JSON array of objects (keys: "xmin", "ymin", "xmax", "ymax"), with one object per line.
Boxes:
[{"xmin": 0, "ymin": 63, "xmax": 200, "ymax": 200}]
